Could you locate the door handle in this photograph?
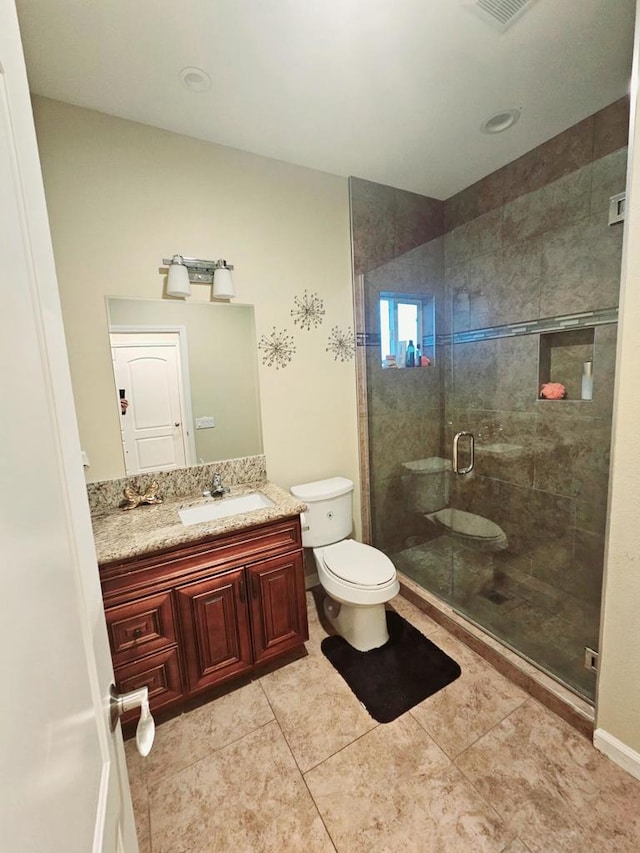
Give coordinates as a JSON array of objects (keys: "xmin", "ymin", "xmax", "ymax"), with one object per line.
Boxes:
[
  {"xmin": 452, "ymin": 431, "xmax": 474, "ymax": 475},
  {"xmin": 109, "ymin": 684, "xmax": 155, "ymax": 757}
]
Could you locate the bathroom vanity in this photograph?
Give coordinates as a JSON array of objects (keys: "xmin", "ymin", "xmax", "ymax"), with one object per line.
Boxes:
[{"xmin": 93, "ymin": 481, "xmax": 308, "ymax": 724}]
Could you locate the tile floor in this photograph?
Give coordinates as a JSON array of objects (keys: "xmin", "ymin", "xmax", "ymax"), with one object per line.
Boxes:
[{"xmin": 125, "ymin": 591, "xmax": 640, "ymax": 852}]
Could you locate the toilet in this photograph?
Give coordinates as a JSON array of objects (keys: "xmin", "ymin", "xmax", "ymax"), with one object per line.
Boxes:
[
  {"xmin": 290, "ymin": 476, "xmax": 399, "ymax": 651},
  {"xmin": 402, "ymin": 457, "xmax": 508, "ymax": 552}
]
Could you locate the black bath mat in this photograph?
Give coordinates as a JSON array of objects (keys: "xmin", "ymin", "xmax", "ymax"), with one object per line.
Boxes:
[{"xmin": 321, "ymin": 610, "xmax": 461, "ymax": 723}]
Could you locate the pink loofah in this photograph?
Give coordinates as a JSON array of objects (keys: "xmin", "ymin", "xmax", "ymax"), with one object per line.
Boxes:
[{"xmin": 540, "ymin": 382, "xmax": 566, "ymax": 400}]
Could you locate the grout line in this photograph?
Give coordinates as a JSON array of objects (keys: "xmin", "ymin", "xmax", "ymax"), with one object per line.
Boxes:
[
  {"xmin": 407, "ymin": 702, "xmax": 517, "ymax": 843},
  {"xmin": 144, "ymin": 712, "xmax": 276, "ymax": 792},
  {"xmin": 299, "ymin": 768, "xmax": 340, "ymax": 852},
  {"xmin": 255, "ymin": 678, "xmax": 306, "ymax": 774},
  {"xmin": 454, "ymin": 697, "xmax": 528, "ymax": 768},
  {"xmin": 257, "ymin": 678, "xmax": 339, "ymax": 851},
  {"xmin": 452, "ymin": 699, "xmax": 532, "ymax": 832},
  {"xmin": 301, "ymin": 721, "xmax": 379, "ymax": 775}
]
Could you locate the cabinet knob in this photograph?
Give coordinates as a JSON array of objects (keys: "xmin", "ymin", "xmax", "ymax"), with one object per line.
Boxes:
[{"xmin": 133, "ymin": 627, "xmax": 143, "ymax": 639}]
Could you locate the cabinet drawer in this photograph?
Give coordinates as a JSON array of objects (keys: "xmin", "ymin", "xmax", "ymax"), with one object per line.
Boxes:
[
  {"xmin": 115, "ymin": 647, "xmax": 183, "ymax": 721},
  {"xmin": 105, "ymin": 591, "xmax": 176, "ymax": 664}
]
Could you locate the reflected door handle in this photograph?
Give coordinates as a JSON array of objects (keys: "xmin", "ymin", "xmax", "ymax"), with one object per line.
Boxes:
[
  {"xmin": 452, "ymin": 431, "xmax": 474, "ymax": 475},
  {"xmin": 109, "ymin": 684, "xmax": 155, "ymax": 757},
  {"xmin": 174, "ymin": 422, "xmax": 180, "ymax": 427}
]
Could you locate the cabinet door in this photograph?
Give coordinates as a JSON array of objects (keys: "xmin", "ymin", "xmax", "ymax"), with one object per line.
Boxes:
[
  {"xmin": 248, "ymin": 552, "xmax": 308, "ymax": 665},
  {"xmin": 176, "ymin": 568, "xmax": 253, "ymax": 694}
]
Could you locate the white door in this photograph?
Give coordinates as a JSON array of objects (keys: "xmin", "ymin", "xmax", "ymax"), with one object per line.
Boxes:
[
  {"xmin": 0, "ymin": 2, "xmax": 137, "ymax": 850},
  {"xmin": 112, "ymin": 334, "xmax": 189, "ymax": 474}
]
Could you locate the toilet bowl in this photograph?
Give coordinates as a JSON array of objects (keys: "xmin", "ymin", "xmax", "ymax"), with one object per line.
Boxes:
[
  {"xmin": 402, "ymin": 457, "xmax": 508, "ymax": 553},
  {"xmin": 290, "ymin": 477, "xmax": 399, "ymax": 651},
  {"xmin": 428, "ymin": 508, "xmax": 508, "ymax": 552},
  {"xmin": 314, "ymin": 539, "xmax": 399, "ymax": 651}
]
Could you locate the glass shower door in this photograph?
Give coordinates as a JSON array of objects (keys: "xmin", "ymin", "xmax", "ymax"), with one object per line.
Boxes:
[{"xmin": 441, "ymin": 322, "xmax": 616, "ymax": 702}]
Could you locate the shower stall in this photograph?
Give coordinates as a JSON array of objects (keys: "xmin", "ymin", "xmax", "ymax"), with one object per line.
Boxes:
[{"xmin": 351, "ymin": 98, "xmax": 628, "ymax": 702}]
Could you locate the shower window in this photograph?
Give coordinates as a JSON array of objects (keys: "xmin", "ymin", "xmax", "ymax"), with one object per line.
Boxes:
[{"xmin": 380, "ymin": 293, "xmax": 423, "ymax": 367}]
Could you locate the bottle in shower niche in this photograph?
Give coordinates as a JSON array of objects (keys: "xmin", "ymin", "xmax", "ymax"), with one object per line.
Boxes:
[
  {"xmin": 416, "ymin": 344, "xmax": 422, "ymax": 367},
  {"xmin": 406, "ymin": 340, "xmax": 415, "ymax": 367},
  {"xmin": 581, "ymin": 360, "xmax": 593, "ymax": 400}
]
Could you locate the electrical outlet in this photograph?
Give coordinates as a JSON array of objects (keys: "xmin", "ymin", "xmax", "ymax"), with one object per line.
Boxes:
[
  {"xmin": 608, "ymin": 192, "xmax": 625, "ymax": 226},
  {"xmin": 584, "ymin": 647, "xmax": 599, "ymax": 672},
  {"xmin": 195, "ymin": 416, "xmax": 215, "ymax": 429}
]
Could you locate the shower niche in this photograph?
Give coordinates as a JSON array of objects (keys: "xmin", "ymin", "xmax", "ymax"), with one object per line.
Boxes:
[{"xmin": 538, "ymin": 328, "xmax": 595, "ymax": 401}]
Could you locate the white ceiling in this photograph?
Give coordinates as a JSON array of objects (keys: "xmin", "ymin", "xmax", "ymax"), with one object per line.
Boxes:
[{"xmin": 16, "ymin": 0, "xmax": 636, "ymax": 199}]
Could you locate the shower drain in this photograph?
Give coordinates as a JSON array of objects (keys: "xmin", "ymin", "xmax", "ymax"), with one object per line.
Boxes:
[{"xmin": 484, "ymin": 589, "xmax": 510, "ymax": 605}]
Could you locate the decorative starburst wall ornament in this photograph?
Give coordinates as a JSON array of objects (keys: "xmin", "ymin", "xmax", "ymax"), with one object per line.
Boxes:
[
  {"xmin": 258, "ymin": 326, "xmax": 296, "ymax": 369},
  {"xmin": 326, "ymin": 325, "xmax": 356, "ymax": 362},
  {"xmin": 291, "ymin": 290, "xmax": 325, "ymax": 331}
]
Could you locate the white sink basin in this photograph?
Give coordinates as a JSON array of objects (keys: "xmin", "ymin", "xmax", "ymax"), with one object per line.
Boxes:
[{"xmin": 178, "ymin": 492, "xmax": 275, "ymax": 526}]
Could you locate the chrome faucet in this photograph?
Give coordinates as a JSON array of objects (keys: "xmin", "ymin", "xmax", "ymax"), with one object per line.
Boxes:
[{"xmin": 210, "ymin": 472, "xmax": 229, "ymax": 498}]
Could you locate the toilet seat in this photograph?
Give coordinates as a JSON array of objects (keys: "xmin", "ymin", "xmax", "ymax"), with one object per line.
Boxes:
[
  {"xmin": 429, "ymin": 508, "xmax": 507, "ymax": 547},
  {"xmin": 321, "ymin": 539, "xmax": 396, "ymax": 589}
]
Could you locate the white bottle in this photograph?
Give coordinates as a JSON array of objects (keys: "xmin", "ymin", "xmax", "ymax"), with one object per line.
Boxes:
[{"xmin": 581, "ymin": 361, "xmax": 593, "ymax": 401}]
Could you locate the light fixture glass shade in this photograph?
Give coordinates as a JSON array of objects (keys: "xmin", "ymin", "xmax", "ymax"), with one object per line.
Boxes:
[
  {"xmin": 167, "ymin": 257, "xmax": 191, "ymax": 297},
  {"xmin": 213, "ymin": 266, "xmax": 234, "ymax": 299}
]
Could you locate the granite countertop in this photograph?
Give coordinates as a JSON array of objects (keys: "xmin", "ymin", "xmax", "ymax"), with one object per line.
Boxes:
[{"xmin": 92, "ymin": 481, "xmax": 306, "ymax": 565}]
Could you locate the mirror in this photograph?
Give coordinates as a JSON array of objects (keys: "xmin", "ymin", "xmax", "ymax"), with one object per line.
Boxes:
[{"xmin": 106, "ymin": 297, "xmax": 263, "ymax": 476}]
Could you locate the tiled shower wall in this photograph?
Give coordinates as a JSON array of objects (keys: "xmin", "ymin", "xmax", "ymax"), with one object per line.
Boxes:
[
  {"xmin": 352, "ymin": 95, "xmax": 628, "ymax": 612},
  {"xmin": 351, "ymin": 180, "xmax": 444, "ymax": 551},
  {"xmin": 443, "ymin": 98, "xmax": 628, "ymax": 624}
]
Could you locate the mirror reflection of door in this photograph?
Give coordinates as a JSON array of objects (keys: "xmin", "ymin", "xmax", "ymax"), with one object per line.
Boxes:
[{"xmin": 110, "ymin": 331, "xmax": 194, "ymax": 474}]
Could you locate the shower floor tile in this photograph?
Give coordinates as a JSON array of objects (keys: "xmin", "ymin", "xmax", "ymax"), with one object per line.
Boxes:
[{"xmin": 391, "ymin": 536, "xmax": 599, "ymax": 701}]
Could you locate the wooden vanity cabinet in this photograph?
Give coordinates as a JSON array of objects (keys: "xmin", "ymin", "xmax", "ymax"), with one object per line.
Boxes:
[{"xmin": 100, "ymin": 516, "xmax": 307, "ymax": 722}]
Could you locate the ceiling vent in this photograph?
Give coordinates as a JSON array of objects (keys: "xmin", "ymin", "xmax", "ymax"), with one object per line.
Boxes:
[{"xmin": 467, "ymin": 0, "xmax": 540, "ymax": 32}]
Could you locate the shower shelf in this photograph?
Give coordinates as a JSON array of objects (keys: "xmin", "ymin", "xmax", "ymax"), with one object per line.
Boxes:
[{"xmin": 538, "ymin": 328, "xmax": 594, "ymax": 402}]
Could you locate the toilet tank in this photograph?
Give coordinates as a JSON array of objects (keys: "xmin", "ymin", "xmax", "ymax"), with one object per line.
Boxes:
[
  {"xmin": 290, "ymin": 477, "xmax": 354, "ymax": 548},
  {"xmin": 401, "ymin": 457, "xmax": 451, "ymax": 514}
]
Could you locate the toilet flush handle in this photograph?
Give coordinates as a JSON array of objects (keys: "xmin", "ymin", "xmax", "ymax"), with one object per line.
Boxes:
[
  {"xmin": 453, "ymin": 431, "xmax": 475, "ymax": 475},
  {"xmin": 300, "ymin": 512, "xmax": 310, "ymax": 531}
]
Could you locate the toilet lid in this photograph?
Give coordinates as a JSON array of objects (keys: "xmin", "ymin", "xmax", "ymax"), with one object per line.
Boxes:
[
  {"xmin": 322, "ymin": 539, "xmax": 396, "ymax": 587},
  {"xmin": 432, "ymin": 508, "xmax": 505, "ymax": 541}
]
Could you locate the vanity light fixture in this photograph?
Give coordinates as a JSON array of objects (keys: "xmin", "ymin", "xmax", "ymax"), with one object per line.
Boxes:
[{"xmin": 163, "ymin": 255, "xmax": 235, "ymax": 299}]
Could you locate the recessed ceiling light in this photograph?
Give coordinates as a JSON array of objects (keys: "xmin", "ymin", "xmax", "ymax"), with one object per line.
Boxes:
[
  {"xmin": 481, "ymin": 108, "xmax": 521, "ymax": 134},
  {"xmin": 179, "ymin": 67, "xmax": 211, "ymax": 93}
]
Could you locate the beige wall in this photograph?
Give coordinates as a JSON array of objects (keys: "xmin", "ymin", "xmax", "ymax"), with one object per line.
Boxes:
[
  {"xmin": 33, "ymin": 97, "xmax": 361, "ymax": 529},
  {"xmin": 597, "ymin": 18, "xmax": 640, "ymax": 758}
]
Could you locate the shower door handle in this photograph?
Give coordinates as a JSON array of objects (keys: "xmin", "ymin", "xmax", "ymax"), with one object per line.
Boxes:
[{"xmin": 452, "ymin": 431, "xmax": 474, "ymax": 475}]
